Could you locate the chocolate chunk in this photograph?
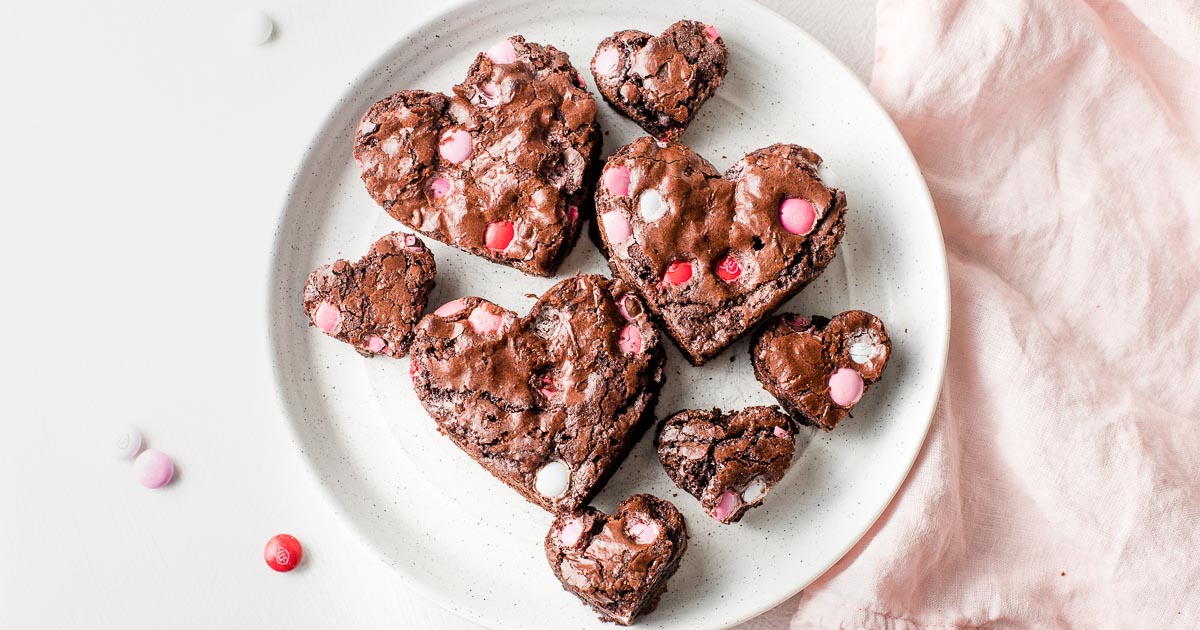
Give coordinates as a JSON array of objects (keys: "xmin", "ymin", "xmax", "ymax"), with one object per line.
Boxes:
[{"xmin": 751, "ymin": 311, "xmax": 892, "ymax": 430}]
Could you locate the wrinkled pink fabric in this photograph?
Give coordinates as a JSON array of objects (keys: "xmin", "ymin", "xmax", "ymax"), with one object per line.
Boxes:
[{"xmin": 792, "ymin": 0, "xmax": 1200, "ymax": 628}]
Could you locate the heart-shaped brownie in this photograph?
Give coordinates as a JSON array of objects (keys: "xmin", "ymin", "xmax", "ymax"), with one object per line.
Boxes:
[
  {"xmin": 302, "ymin": 232, "xmax": 436, "ymax": 357},
  {"xmin": 354, "ymin": 36, "xmax": 601, "ymax": 277},
  {"xmin": 593, "ymin": 137, "xmax": 847, "ymax": 365},
  {"xmin": 591, "ymin": 20, "xmax": 728, "ymax": 142},
  {"xmin": 545, "ymin": 494, "xmax": 687, "ymax": 625},
  {"xmin": 656, "ymin": 406, "xmax": 795, "ymax": 524},
  {"xmin": 409, "ymin": 274, "xmax": 666, "ymax": 512},
  {"xmin": 751, "ymin": 311, "xmax": 891, "ymax": 431}
]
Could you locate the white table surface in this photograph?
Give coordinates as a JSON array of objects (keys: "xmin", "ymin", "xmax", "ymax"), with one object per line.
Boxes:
[{"xmin": 0, "ymin": 1, "xmax": 874, "ymax": 627}]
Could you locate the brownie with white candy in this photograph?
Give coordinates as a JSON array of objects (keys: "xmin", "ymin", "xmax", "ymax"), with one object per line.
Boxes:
[
  {"xmin": 591, "ymin": 19, "xmax": 728, "ymax": 142},
  {"xmin": 545, "ymin": 494, "xmax": 687, "ymax": 625},
  {"xmin": 408, "ymin": 274, "xmax": 666, "ymax": 513},
  {"xmin": 592, "ymin": 137, "xmax": 847, "ymax": 365},
  {"xmin": 302, "ymin": 232, "xmax": 436, "ymax": 358},
  {"xmin": 751, "ymin": 311, "xmax": 892, "ymax": 431},
  {"xmin": 656, "ymin": 406, "xmax": 795, "ymax": 524}
]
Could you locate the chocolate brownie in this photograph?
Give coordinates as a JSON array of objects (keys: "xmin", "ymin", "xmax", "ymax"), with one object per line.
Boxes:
[
  {"xmin": 592, "ymin": 137, "xmax": 847, "ymax": 365},
  {"xmin": 591, "ymin": 20, "xmax": 729, "ymax": 142},
  {"xmin": 354, "ymin": 36, "xmax": 601, "ymax": 277},
  {"xmin": 656, "ymin": 406, "xmax": 795, "ymax": 524},
  {"xmin": 545, "ymin": 494, "xmax": 687, "ymax": 625},
  {"xmin": 302, "ymin": 232, "xmax": 436, "ymax": 357},
  {"xmin": 751, "ymin": 311, "xmax": 891, "ymax": 431},
  {"xmin": 408, "ymin": 274, "xmax": 666, "ymax": 513}
]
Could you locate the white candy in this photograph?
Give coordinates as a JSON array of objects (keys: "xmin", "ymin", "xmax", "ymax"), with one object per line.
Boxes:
[
  {"xmin": 848, "ymin": 331, "xmax": 880, "ymax": 364},
  {"xmin": 535, "ymin": 461, "xmax": 570, "ymax": 498},
  {"xmin": 231, "ymin": 10, "xmax": 274, "ymax": 46},
  {"xmin": 113, "ymin": 428, "xmax": 142, "ymax": 461},
  {"xmin": 741, "ymin": 477, "xmax": 768, "ymax": 503},
  {"xmin": 638, "ymin": 189, "xmax": 666, "ymax": 222},
  {"xmin": 817, "ymin": 161, "xmax": 839, "ymax": 189}
]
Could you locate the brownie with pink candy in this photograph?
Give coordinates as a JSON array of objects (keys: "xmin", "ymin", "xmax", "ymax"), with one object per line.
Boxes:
[
  {"xmin": 593, "ymin": 136, "xmax": 847, "ymax": 365},
  {"xmin": 751, "ymin": 311, "xmax": 892, "ymax": 431},
  {"xmin": 408, "ymin": 274, "xmax": 666, "ymax": 513},
  {"xmin": 302, "ymin": 232, "xmax": 436, "ymax": 357},
  {"xmin": 656, "ymin": 406, "xmax": 795, "ymax": 524},
  {"xmin": 545, "ymin": 494, "xmax": 687, "ymax": 626},
  {"xmin": 354, "ymin": 36, "xmax": 601, "ymax": 277},
  {"xmin": 590, "ymin": 20, "xmax": 728, "ymax": 142}
]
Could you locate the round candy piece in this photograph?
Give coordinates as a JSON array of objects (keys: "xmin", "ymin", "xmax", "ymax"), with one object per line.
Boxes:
[
  {"xmin": 559, "ymin": 518, "xmax": 585, "ymax": 546},
  {"xmin": 438, "ymin": 128, "xmax": 473, "ymax": 164},
  {"xmin": 742, "ymin": 477, "xmax": 767, "ymax": 503},
  {"xmin": 595, "ymin": 47, "xmax": 620, "ymax": 76},
  {"xmin": 535, "ymin": 461, "xmax": 570, "ymax": 498},
  {"xmin": 601, "ymin": 211, "xmax": 632, "ymax": 245},
  {"xmin": 264, "ymin": 534, "xmax": 303, "ymax": 572},
  {"xmin": 703, "ymin": 25, "xmax": 720, "ymax": 42},
  {"xmin": 828, "ymin": 368, "xmax": 865, "ymax": 406},
  {"xmin": 662, "ymin": 260, "xmax": 694, "ymax": 285},
  {"xmin": 716, "ymin": 255, "xmax": 742, "ymax": 282},
  {"xmin": 433, "ymin": 299, "xmax": 466, "ymax": 317},
  {"xmin": 603, "ymin": 166, "xmax": 631, "ymax": 197},
  {"xmin": 133, "ymin": 449, "xmax": 174, "ymax": 489},
  {"xmin": 626, "ymin": 520, "xmax": 661, "ymax": 544},
  {"xmin": 314, "ymin": 303, "xmax": 340, "ymax": 333},
  {"xmin": 713, "ymin": 490, "xmax": 740, "ymax": 521},
  {"xmin": 780, "ymin": 198, "xmax": 817, "ymax": 235},
  {"xmin": 430, "ymin": 176, "xmax": 452, "ymax": 199},
  {"xmin": 486, "ymin": 39, "xmax": 518, "ymax": 64},
  {"xmin": 485, "ymin": 220, "xmax": 515, "ymax": 252},
  {"xmin": 468, "ymin": 305, "xmax": 504, "ymax": 334},
  {"xmin": 638, "ymin": 189, "xmax": 666, "ymax": 221},
  {"xmin": 113, "ymin": 428, "xmax": 142, "ymax": 460},
  {"xmin": 366, "ymin": 336, "xmax": 386, "ymax": 353},
  {"xmin": 231, "ymin": 9, "xmax": 274, "ymax": 46},
  {"xmin": 617, "ymin": 325, "xmax": 643, "ymax": 355}
]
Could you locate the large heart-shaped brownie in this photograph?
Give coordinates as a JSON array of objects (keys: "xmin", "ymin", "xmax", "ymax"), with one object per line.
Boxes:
[
  {"xmin": 302, "ymin": 232, "xmax": 436, "ymax": 357},
  {"xmin": 545, "ymin": 494, "xmax": 687, "ymax": 625},
  {"xmin": 409, "ymin": 274, "xmax": 666, "ymax": 512},
  {"xmin": 656, "ymin": 406, "xmax": 795, "ymax": 523},
  {"xmin": 751, "ymin": 310, "xmax": 891, "ymax": 431},
  {"xmin": 590, "ymin": 20, "xmax": 728, "ymax": 142},
  {"xmin": 354, "ymin": 36, "xmax": 601, "ymax": 277},
  {"xmin": 593, "ymin": 137, "xmax": 847, "ymax": 365}
]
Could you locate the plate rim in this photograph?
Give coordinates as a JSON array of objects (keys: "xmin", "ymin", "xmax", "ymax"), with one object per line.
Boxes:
[{"xmin": 265, "ymin": 0, "xmax": 951, "ymax": 627}]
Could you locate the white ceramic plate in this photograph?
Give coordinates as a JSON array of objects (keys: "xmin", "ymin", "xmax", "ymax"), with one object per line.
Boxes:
[{"xmin": 269, "ymin": 1, "xmax": 949, "ymax": 628}]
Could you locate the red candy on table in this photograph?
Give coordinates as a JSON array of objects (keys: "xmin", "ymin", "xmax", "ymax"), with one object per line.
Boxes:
[{"xmin": 264, "ymin": 534, "xmax": 303, "ymax": 572}]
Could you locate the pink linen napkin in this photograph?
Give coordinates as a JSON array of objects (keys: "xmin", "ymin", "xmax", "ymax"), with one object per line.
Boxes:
[{"xmin": 792, "ymin": 0, "xmax": 1200, "ymax": 628}]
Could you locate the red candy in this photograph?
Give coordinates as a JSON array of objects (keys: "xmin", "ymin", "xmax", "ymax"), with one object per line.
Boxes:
[
  {"xmin": 716, "ymin": 255, "xmax": 742, "ymax": 282},
  {"xmin": 485, "ymin": 221, "xmax": 515, "ymax": 251},
  {"xmin": 264, "ymin": 534, "xmax": 303, "ymax": 572},
  {"xmin": 662, "ymin": 260, "xmax": 694, "ymax": 285}
]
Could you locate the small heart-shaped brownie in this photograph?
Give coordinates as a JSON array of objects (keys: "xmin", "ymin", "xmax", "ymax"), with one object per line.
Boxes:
[
  {"xmin": 593, "ymin": 137, "xmax": 847, "ymax": 365},
  {"xmin": 751, "ymin": 311, "xmax": 891, "ymax": 431},
  {"xmin": 354, "ymin": 36, "xmax": 601, "ymax": 276},
  {"xmin": 302, "ymin": 232, "xmax": 436, "ymax": 357},
  {"xmin": 591, "ymin": 20, "xmax": 728, "ymax": 142},
  {"xmin": 409, "ymin": 274, "xmax": 666, "ymax": 512},
  {"xmin": 545, "ymin": 494, "xmax": 687, "ymax": 625},
  {"xmin": 656, "ymin": 406, "xmax": 795, "ymax": 524}
]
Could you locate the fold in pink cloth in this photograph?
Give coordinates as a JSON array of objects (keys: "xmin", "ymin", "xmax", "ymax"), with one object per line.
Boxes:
[{"xmin": 793, "ymin": 0, "xmax": 1200, "ymax": 628}]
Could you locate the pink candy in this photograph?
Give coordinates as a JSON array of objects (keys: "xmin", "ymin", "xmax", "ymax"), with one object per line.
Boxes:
[
  {"xmin": 430, "ymin": 176, "xmax": 452, "ymax": 199},
  {"xmin": 559, "ymin": 519, "xmax": 585, "ymax": 546},
  {"xmin": 703, "ymin": 25, "xmax": 720, "ymax": 42},
  {"xmin": 366, "ymin": 336, "xmax": 386, "ymax": 353},
  {"xmin": 602, "ymin": 211, "xmax": 632, "ymax": 245},
  {"xmin": 438, "ymin": 128, "xmax": 473, "ymax": 163},
  {"xmin": 468, "ymin": 305, "xmax": 504, "ymax": 334},
  {"xmin": 626, "ymin": 520, "xmax": 661, "ymax": 544},
  {"xmin": 314, "ymin": 303, "xmax": 340, "ymax": 333},
  {"xmin": 617, "ymin": 325, "xmax": 643, "ymax": 354},
  {"xmin": 133, "ymin": 449, "xmax": 174, "ymax": 489},
  {"xmin": 538, "ymin": 375, "xmax": 558, "ymax": 399},
  {"xmin": 617, "ymin": 295, "xmax": 634, "ymax": 320},
  {"xmin": 567, "ymin": 205, "xmax": 579, "ymax": 221},
  {"xmin": 485, "ymin": 220, "xmax": 515, "ymax": 252},
  {"xmin": 780, "ymin": 198, "xmax": 817, "ymax": 235},
  {"xmin": 434, "ymin": 299, "xmax": 466, "ymax": 317},
  {"xmin": 486, "ymin": 39, "xmax": 517, "ymax": 64},
  {"xmin": 786, "ymin": 314, "xmax": 810, "ymax": 331},
  {"xmin": 603, "ymin": 165, "xmax": 631, "ymax": 196},
  {"xmin": 774, "ymin": 426, "xmax": 789, "ymax": 439},
  {"xmin": 828, "ymin": 367, "xmax": 865, "ymax": 406},
  {"xmin": 713, "ymin": 490, "xmax": 740, "ymax": 521},
  {"xmin": 594, "ymin": 47, "xmax": 620, "ymax": 76}
]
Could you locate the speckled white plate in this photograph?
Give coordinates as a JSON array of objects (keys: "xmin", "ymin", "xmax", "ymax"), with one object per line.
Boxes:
[{"xmin": 268, "ymin": 1, "xmax": 948, "ymax": 628}]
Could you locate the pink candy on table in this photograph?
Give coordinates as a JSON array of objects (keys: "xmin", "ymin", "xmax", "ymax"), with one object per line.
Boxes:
[
  {"xmin": 264, "ymin": 534, "xmax": 303, "ymax": 573},
  {"xmin": 713, "ymin": 490, "xmax": 740, "ymax": 521},
  {"xmin": 594, "ymin": 47, "xmax": 620, "ymax": 76},
  {"xmin": 433, "ymin": 299, "xmax": 466, "ymax": 318},
  {"xmin": 828, "ymin": 367, "xmax": 865, "ymax": 406},
  {"xmin": 703, "ymin": 25, "xmax": 720, "ymax": 42},
  {"xmin": 617, "ymin": 325, "xmax": 643, "ymax": 355},
  {"xmin": 438, "ymin": 128, "xmax": 473, "ymax": 164},
  {"xmin": 601, "ymin": 211, "xmax": 632, "ymax": 245},
  {"xmin": 366, "ymin": 336, "xmax": 386, "ymax": 353},
  {"xmin": 486, "ymin": 39, "xmax": 518, "ymax": 64},
  {"xmin": 133, "ymin": 449, "xmax": 174, "ymax": 489},
  {"xmin": 430, "ymin": 176, "xmax": 452, "ymax": 199},
  {"xmin": 779, "ymin": 198, "xmax": 817, "ymax": 235},
  {"xmin": 313, "ymin": 303, "xmax": 340, "ymax": 333},
  {"xmin": 485, "ymin": 220, "xmax": 515, "ymax": 252},
  {"xmin": 468, "ymin": 305, "xmax": 504, "ymax": 334},
  {"xmin": 603, "ymin": 165, "xmax": 631, "ymax": 196}
]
